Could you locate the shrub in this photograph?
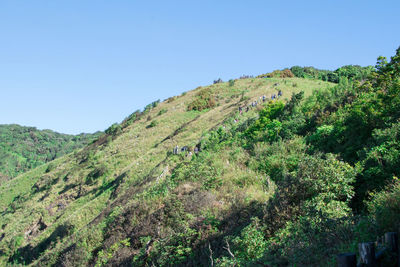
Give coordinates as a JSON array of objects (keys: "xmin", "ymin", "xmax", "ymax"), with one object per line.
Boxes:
[
  {"xmin": 147, "ymin": 120, "xmax": 159, "ymax": 128},
  {"xmin": 231, "ymin": 217, "xmax": 267, "ymax": 260},
  {"xmin": 367, "ymin": 179, "xmax": 400, "ymax": 233},
  {"xmin": 281, "ymin": 69, "xmax": 295, "ymax": 78},
  {"xmin": 166, "ymin": 96, "xmax": 177, "ymax": 103},
  {"xmin": 244, "ymin": 101, "xmax": 285, "ymax": 142},
  {"xmin": 257, "ymin": 69, "xmax": 294, "ymax": 78},
  {"xmin": 158, "ymin": 108, "xmax": 168, "ymax": 116},
  {"xmin": 264, "ymin": 210, "xmax": 355, "ymax": 266},
  {"xmin": 171, "ymin": 152, "xmax": 223, "ymax": 189},
  {"xmin": 143, "ymin": 100, "xmax": 160, "ymax": 114},
  {"xmin": 228, "ymin": 79, "xmax": 235, "ymax": 87},
  {"xmin": 187, "ymin": 88, "xmax": 216, "ymax": 111},
  {"xmin": 105, "ymin": 123, "xmax": 122, "ymax": 136}
]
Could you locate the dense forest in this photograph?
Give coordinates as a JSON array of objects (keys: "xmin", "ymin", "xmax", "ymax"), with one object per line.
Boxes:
[
  {"xmin": 0, "ymin": 124, "xmax": 101, "ymax": 183},
  {"xmin": 0, "ymin": 47, "xmax": 399, "ymax": 266}
]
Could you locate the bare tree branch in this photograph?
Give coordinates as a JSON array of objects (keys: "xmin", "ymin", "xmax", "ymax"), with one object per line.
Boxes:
[
  {"xmin": 223, "ymin": 240, "xmax": 235, "ymax": 259},
  {"xmin": 208, "ymin": 242, "xmax": 214, "ymax": 267}
]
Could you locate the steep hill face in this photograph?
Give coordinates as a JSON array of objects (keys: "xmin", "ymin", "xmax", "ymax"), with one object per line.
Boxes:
[
  {"xmin": 0, "ymin": 77, "xmax": 334, "ymax": 266},
  {"xmin": 0, "ymin": 125, "xmax": 101, "ymax": 183}
]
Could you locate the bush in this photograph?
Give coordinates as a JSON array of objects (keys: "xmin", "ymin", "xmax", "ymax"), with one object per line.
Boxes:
[
  {"xmin": 166, "ymin": 96, "xmax": 177, "ymax": 103},
  {"xmin": 264, "ymin": 210, "xmax": 355, "ymax": 266},
  {"xmin": 289, "ymin": 65, "xmax": 373, "ymax": 83},
  {"xmin": 187, "ymin": 88, "xmax": 216, "ymax": 111},
  {"xmin": 367, "ymin": 179, "xmax": 400, "ymax": 233},
  {"xmin": 171, "ymin": 152, "xmax": 223, "ymax": 189},
  {"xmin": 244, "ymin": 101, "xmax": 285, "ymax": 142},
  {"xmin": 257, "ymin": 69, "xmax": 294, "ymax": 78},
  {"xmin": 231, "ymin": 217, "xmax": 267, "ymax": 260},
  {"xmin": 158, "ymin": 108, "xmax": 168, "ymax": 116},
  {"xmin": 147, "ymin": 120, "xmax": 159, "ymax": 128},
  {"xmin": 105, "ymin": 123, "xmax": 122, "ymax": 136}
]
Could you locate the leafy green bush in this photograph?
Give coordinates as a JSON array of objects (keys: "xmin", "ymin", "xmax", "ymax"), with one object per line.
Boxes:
[
  {"xmin": 244, "ymin": 101, "xmax": 284, "ymax": 142},
  {"xmin": 147, "ymin": 120, "xmax": 159, "ymax": 128},
  {"xmin": 264, "ymin": 210, "xmax": 355, "ymax": 266},
  {"xmin": 157, "ymin": 108, "xmax": 168, "ymax": 116},
  {"xmin": 367, "ymin": 179, "xmax": 400, "ymax": 233},
  {"xmin": 290, "ymin": 65, "xmax": 373, "ymax": 83},
  {"xmin": 171, "ymin": 152, "xmax": 223, "ymax": 189},
  {"xmin": 105, "ymin": 123, "xmax": 122, "ymax": 136},
  {"xmin": 122, "ymin": 110, "xmax": 141, "ymax": 127},
  {"xmin": 187, "ymin": 88, "xmax": 216, "ymax": 111}
]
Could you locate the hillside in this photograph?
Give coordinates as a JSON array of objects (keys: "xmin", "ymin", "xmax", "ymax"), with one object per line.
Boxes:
[
  {"xmin": 0, "ymin": 47, "xmax": 399, "ymax": 266},
  {"xmin": 0, "ymin": 125, "xmax": 101, "ymax": 183}
]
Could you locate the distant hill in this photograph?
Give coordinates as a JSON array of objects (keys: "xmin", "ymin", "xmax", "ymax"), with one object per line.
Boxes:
[{"xmin": 0, "ymin": 124, "xmax": 101, "ymax": 183}]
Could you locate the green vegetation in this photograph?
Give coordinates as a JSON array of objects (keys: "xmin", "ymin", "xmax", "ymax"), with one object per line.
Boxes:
[
  {"xmin": 258, "ymin": 65, "xmax": 374, "ymax": 83},
  {"xmin": 0, "ymin": 47, "xmax": 399, "ymax": 266},
  {"xmin": 257, "ymin": 68, "xmax": 295, "ymax": 78},
  {"xmin": 0, "ymin": 124, "xmax": 101, "ymax": 183},
  {"xmin": 290, "ymin": 65, "xmax": 373, "ymax": 83},
  {"xmin": 187, "ymin": 88, "xmax": 216, "ymax": 111}
]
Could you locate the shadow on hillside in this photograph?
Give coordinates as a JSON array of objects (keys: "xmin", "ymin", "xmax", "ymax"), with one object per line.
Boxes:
[
  {"xmin": 181, "ymin": 202, "xmax": 265, "ymax": 266},
  {"xmin": 155, "ymin": 115, "xmax": 201, "ymax": 148},
  {"xmin": 93, "ymin": 172, "xmax": 127, "ymax": 199},
  {"xmin": 9, "ymin": 223, "xmax": 74, "ymax": 265},
  {"xmin": 102, "ymin": 195, "xmax": 264, "ymax": 266}
]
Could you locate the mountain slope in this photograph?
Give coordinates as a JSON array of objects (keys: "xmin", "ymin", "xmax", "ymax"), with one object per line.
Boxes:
[
  {"xmin": 0, "ymin": 77, "xmax": 334, "ymax": 266},
  {"xmin": 0, "ymin": 124, "xmax": 101, "ymax": 183},
  {"xmin": 3, "ymin": 48, "xmax": 398, "ymax": 265}
]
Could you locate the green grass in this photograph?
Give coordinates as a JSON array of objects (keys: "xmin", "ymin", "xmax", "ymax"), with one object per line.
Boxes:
[{"xmin": 0, "ymin": 77, "xmax": 335, "ymax": 266}]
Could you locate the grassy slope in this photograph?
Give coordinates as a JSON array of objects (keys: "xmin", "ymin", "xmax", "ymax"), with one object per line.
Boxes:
[{"xmin": 0, "ymin": 77, "xmax": 334, "ymax": 266}]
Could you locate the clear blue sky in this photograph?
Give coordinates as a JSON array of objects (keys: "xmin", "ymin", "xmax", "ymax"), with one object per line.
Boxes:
[{"xmin": 1, "ymin": 1, "xmax": 399, "ymax": 134}]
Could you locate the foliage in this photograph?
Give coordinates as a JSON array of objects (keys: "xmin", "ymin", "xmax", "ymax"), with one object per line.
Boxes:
[
  {"xmin": 290, "ymin": 65, "xmax": 373, "ymax": 83},
  {"xmin": 257, "ymin": 68, "xmax": 294, "ymax": 78},
  {"xmin": 367, "ymin": 178, "xmax": 400, "ymax": 233},
  {"xmin": 95, "ymin": 238, "xmax": 130, "ymax": 267},
  {"xmin": 187, "ymin": 88, "xmax": 216, "ymax": 111},
  {"xmin": 147, "ymin": 120, "xmax": 159, "ymax": 128},
  {"xmin": 105, "ymin": 123, "xmax": 122, "ymax": 136},
  {"xmin": 171, "ymin": 152, "xmax": 224, "ymax": 189},
  {"xmin": 2, "ymin": 47, "xmax": 400, "ymax": 267},
  {"xmin": 0, "ymin": 124, "xmax": 100, "ymax": 180},
  {"xmin": 157, "ymin": 108, "xmax": 168, "ymax": 116},
  {"xmin": 231, "ymin": 217, "xmax": 267, "ymax": 261},
  {"xmin": 244, "ymin": 101, "xmax": 284, "ymax": 142}
]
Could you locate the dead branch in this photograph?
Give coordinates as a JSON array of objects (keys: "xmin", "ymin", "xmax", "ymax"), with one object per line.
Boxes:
[
  {"xmin": 223, "ymin": 240, "xmax": 235, "ymax": 259},
  {"xmin": 208, "ymin": 242, "xmax": 214, "ymax": 267}
]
